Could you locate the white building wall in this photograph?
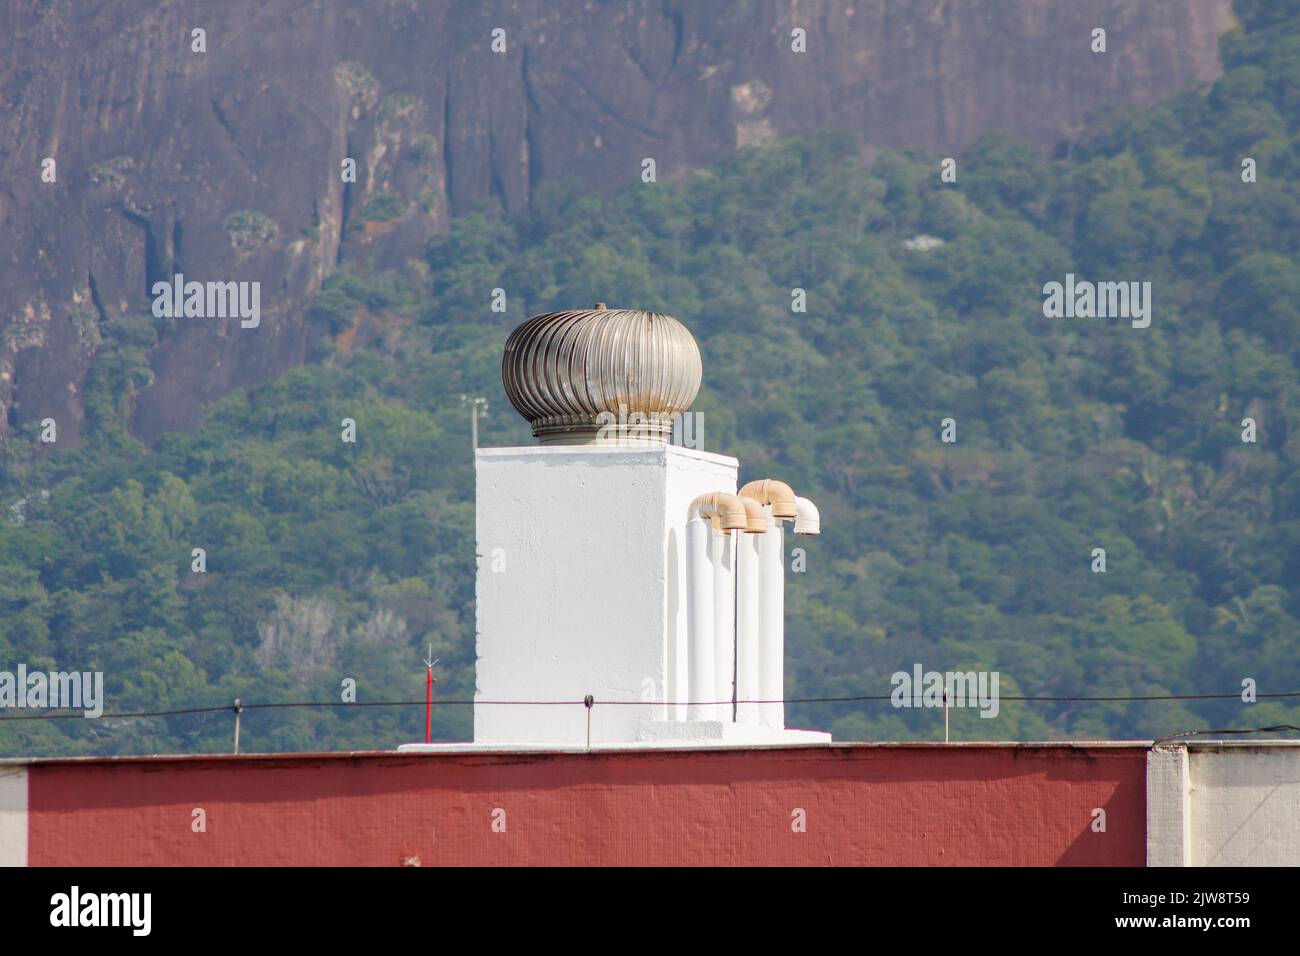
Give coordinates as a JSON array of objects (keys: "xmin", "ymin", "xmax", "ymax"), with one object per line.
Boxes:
[
  {"xmin": 1147, "ymin": 742, "xmax": 1300, "ymax": 866},
  {"xmin": 474, "ymin": 444, "xmax": 737, "ymax": 746},
  {"xmin": 1187, "ymin": 744, "xmax": 1300, "ymax": 866},
  {"xmin": 0, "ymin": 766, "xmax": 26, "ymax": 867},
  {"xmin": 1146, "ymin": 747, "xmax": 1191, "ymax": 867}
]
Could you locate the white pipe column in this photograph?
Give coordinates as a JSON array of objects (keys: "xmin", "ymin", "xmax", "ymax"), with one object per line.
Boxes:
[
  {"xmin": 713, "ymin": 527, "xmax": 736, "ymax": 719},
  {"xmin": 686, "ymin": 492, "xmax": 746, "ymax": 725},
  {"xmin": 735, "ymin": 527, "xmax": 762, "ymax": 724},
  {"xmin": 757, "ymin": 508, "xmax": 785, "ymax": 729},
  {"xmin": 685, "ymin": 516, "xmax": 716, "ymax": 720}
]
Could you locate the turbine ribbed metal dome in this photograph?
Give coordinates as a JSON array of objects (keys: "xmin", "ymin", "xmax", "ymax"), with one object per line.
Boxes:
[{"xmin": 502, "ymin": 304, "xmax": 702, "ymax": 443}]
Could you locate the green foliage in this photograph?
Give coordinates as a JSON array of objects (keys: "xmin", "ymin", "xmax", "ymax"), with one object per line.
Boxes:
[
  {"xmin": 80, "ymin": 312, "xmax": 157, "ymax": 448},
  {"xmin": 3, "ymin": 1, "xmax": 1299, "ymax": 754},
  {"xmin": 355, "ymin": 193, "xmax": 406, "ymax": 226},
  {"xmin": 223, "ymin": 210, "xmax": 278, "ymax": 253},
  {"xmin": 87, "ymin": 156, "xmax": 133, "ymax": 189}
]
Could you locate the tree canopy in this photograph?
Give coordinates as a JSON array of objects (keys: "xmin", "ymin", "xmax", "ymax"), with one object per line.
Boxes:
[{"xmin": 3, "ymin": 1, "xmax": 1299, "ymax": 753}]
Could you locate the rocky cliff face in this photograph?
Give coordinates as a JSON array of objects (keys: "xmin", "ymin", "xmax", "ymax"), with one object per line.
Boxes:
[{"xmin": 0, "ymin": 0, "xmax": 1231, "ymax": 445}]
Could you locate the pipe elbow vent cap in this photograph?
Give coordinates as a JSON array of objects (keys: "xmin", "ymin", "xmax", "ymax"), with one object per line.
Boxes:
[
  {"xmin": 738, "ymin": 496, "xmax": 769, "ymax": 533},
  {"xmin": 690, "ymin": 492, "xmax": 748, "ymax": 532},
  {"xmin": 793, "ymin": 496, "xmax": 820, "ymax": 535},
  {"xmin": 738, "ymin": 478, "xmax": 799, "ymax": 518}
]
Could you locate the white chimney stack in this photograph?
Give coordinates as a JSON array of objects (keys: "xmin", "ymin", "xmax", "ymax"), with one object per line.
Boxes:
[{"xmin": 408, "ymin": 305, "xmax": 830, "ymax": 750}]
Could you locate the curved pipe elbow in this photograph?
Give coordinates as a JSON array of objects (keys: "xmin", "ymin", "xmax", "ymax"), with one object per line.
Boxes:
[
  {"xmin": 793, "ymin": 496, "xmax": 820, "ymax": 535},
  {"xmin": 738, "ymin": 495, "xmax": 769, "ymax": 533},
  {"xmin": 738, "ymin": 478, "xmax": 799, "ymax": 519},
  {"xmin": 689, "ymin": 492, "xmax": 748, "ymax": 532}
]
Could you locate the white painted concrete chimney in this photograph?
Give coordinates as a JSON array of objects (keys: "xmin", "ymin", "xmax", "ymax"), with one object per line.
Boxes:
[
  {"xmin": 404, "ymin": 305, "xmax": 830, "ymax": 751},
  {"xmin": 474, "ymin": 443, "xmax": 741, "ymax": 745}
]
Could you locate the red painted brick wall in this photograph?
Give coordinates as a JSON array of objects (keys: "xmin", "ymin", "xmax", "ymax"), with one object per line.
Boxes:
[{"xmin": 26, "ymin": 744, "xmax": 1147, "ymax": 866}]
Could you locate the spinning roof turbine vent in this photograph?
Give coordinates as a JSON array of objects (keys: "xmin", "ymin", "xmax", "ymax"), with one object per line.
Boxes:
[{"xmin": 501, "ymin": 303, "xmax": 703, "ymax": 444}]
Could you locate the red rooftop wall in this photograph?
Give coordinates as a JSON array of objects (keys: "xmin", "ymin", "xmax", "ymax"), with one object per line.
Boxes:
[{"xmin": 25, "ymin": 744, "xmax": 1147, "ymax": 866}]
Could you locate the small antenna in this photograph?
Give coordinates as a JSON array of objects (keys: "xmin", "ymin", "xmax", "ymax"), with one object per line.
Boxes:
[
  {"xmin": 943, "ymin": 687, "xmax": 950, "ymax": 743},
  {"xmin": 461, "ymin": 395, "xmax": 489, "ymax": 451},
  {"xmin": 423, "ymin": 648, "xmax": 440, "ymax": 745}
]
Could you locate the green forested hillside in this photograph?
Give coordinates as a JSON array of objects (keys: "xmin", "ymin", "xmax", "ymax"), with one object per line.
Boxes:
[{"xmin": 2, "ymin": 0, "xmax": 1298, "ymax": 754}]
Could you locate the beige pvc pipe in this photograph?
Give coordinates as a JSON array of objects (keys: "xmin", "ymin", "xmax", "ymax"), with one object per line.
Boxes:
[
  {"xmin": 689, "ymin": 492, "xmax": 748, "ymax": 531},
  {"xmin": 738, "ymin": 479, "xmax": 798, "ymax": 518}
]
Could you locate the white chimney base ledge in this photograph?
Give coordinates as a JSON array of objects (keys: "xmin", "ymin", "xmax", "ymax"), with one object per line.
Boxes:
[
  {"xmin": 472, "ymin": 443, "xmax": 741, "ymax": 473},
  {"xmin": 635, "ymin": 720, "xmax": 832, "ymax": 746},
  {"xmin": 395, "ymin": 737, "xmax": 831, "ymax": 754}
]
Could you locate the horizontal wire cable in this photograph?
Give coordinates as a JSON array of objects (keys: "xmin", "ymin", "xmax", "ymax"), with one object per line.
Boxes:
[
  {"xmin": 2, "ymin": 690, "xmax": 1298, "ymax": 722},
  {"xmin": 1153, "ymin": 724, "xmax": 1300, "ymax": 744}
]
